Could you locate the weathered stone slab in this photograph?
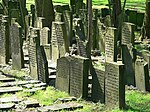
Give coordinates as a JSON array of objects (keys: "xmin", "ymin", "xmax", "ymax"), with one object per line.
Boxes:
[
  {"xmin": 38, "ymin": 102, "xmax": 83, "ymax": 111},
  {"xmin": 70, "ymin": 56, "xmax": 89, "ymax": 98},
  {"xmin": 122, "ymin": 22, "xmax": 135, "ymax": 45},
  {"xmin": 0, "ymin": 96, "xmax": 22, "ymax": 103},
  {"xmin": 40, "ymin": 27, "xmax": 50, "ymax": 45},
  {"xmin": 23, "ymin": 99, "xmax": 39, "ymax": 108},
  {"xmin": 105, "ymin": 62, "xmax": 125, "ymax": 109},
  {"xmin": 105, "ymin": 27, "xmax": 117, "ymax": 62},
  {"xmin": 56, "ymin": 97, "xmax": 77, "ymax": 103},
  {"xmin": 56, "ymin": 56, "xmax": 72, "ymax": 93},
  {"xmin": 34, "ymin": 83, "xmax": 47, "ymax": 87},
  {"xmin": 91, "ymin": 65, "xmax": 105, "ymax": 103},
  {"xmin": 0, "ymin": 103, "xmax": 15, "ymax": 110},
  {"xmin": 42, "ymin": 44, "xmax": 51, "ymax": 60},
  {"xmin": 135, "ymin": 57, "xmax": 150, "ymax": 92},
  {"xmin": 24, "ymin": 87, "xmax": 46, "ymax": 93},
  {"xmin": 0, "ymin": 86, "xmax": 23, "ymax": 94},
  {"xmin": 0, "ymin": 77, "xmax": 15, "ymax": 82},
  {"xmin": 11, "ymin": 22, "xmax": 24, "ymax": 70},
  {"xmin": 22, "ymin": 84, "xmax": 33, "ymax": 89}
]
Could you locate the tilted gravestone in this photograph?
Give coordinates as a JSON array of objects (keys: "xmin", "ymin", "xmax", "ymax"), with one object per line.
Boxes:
[
  {"xmin": 105, "ymin": 27, "xmax": 117, "ymax": 62},
  {"xmin": 51, "ymin": 22, "xmax": 59, "ymax": 63},
  {"xmin": 0, "ymin": 18, "xmax": 9, "ymax": 64},
  {"xmin": 11, "ymin": 22, "xmax": 24, "ymax": 70},
  {"xmin": 122, "ymin": 22, "xmax": 135, "ymax": 45},
  {"xmin": 55, "ymin": 22, "xmax": 69, "ymax": 58},
  {"xmin": 91, "ymin": 63, "xmax": 105, "ymax": 103},
  {"xmin": 76, "ymin": 38, "xmax": 87, "ymax": 58},
  {"xmin": 73, "ymin": 18, "xmax": 86, "ymax": 41},
  {"xmin": 122, "ymin": 44, "xmax": 135, "ymax": 85},
  {"xmin": 40, "ymin": 27, "xmax": 50, "ymax": 45},
  {"xmin": 55, "ymin": 56, "xmax": 73, "ymax": 93},
  {"xmin": 70, "ymin": 56, "xmax": 89, "ymax": 98},
  {"xmin": 42, "ymin": 44, "xmax": 51, "ymax": 60},
  {"xmin": 29, "ymin": 28, "xmax": 39, "ymax": 80},
  {"xmin": 135, "ymin": 57, "xmax": 150, "ymax": 92},
  {"xmin": 105, "ymin": 62, "xmax": 125, "ymax": 109},
  {"xmin": 37, "ymin": 46, "xmax": 49, "ymax": 83}
]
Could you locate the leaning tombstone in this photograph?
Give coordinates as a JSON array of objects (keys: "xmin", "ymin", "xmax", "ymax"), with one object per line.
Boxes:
[
  {"xmin": 40, "ymin": 27, "xmax": 50, "ymax": 45},
  {"xmin": 11, "ymin": 22, "xmax": 24, "ymax": 70},
  {"xmin": 105, "ymin": 27, "xmax": 117, "ymax": 62},
  {"xmin": 29, "ymin": 28, "xmax": 40, "ymax": 80},
  {"xmin": 42, "ymin": 44, "xmax": 51, "ymax": 60},
  {"xmin": 55, "ymin": 56, "xmax": 73, "ymax": 93},
  {"xmin": 135, "ymin": 57, "xmax": 150, "ymax": 92},
  {"xmin": 91, "ymin": 62, "xmax": 105, "ymax": 103},
  {"xmin": 105, "ymin": 61, "xmax": 125, "ymax": 109},
  {"xmin": 122, "ymin": 22, "xmax": 135, "ymax": 45},
  {"xmin": 70, "ymin": 56, "xmax": 89, "ymax": 98},
  {"xmin": 37, "ymin": 46, "xmax": 49, "ymax": 83},
  {"xmin": 0, "ymin": 18, "xmax": 9, "ymax": 64},
  {"xmin": 122, "ymin": 44, "xmax": 135, "ymax": 85}
]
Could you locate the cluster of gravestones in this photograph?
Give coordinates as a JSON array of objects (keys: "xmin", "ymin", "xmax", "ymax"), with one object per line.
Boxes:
[{"xmin": 0, "ymin": 0, "xmax": 149, "ymax": 110}]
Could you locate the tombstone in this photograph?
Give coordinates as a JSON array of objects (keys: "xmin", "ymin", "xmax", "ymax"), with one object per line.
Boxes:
[
  {"xmin": 0, "ymin": 3, "xmax": 4, "ymax": 14},
  {"xmin": 105, "ymin": 62, "xmax": 125, "ymax": 109},
  {"xmin": 29, "ymin": 28, "xmax": 40, "ymax": 80},
  {"xmin": 55, "ymin": 22, "xmax": 69, "ymax": 57},
  {"xmin": 73, "ymin": 18, "xmax": 86, "ymax": 41},
  {"xmin": 122, "ymin": 44, "xmax": 135, "ymax": 85},
  {"xmin": 135, "ymin": 57, "xmax": 150, "ymax": 92},
  {"xmin": 70, "ymin": 56, "xmax": 89, "ymax": 98},
  {"xmin": 42, "ymin": 44, "xmax": 51, "ymax": 60},
  {"xmin": 37, "ymin": 46, "xmax": 49, "ymax": 83},
  {"xmin": 36, "ymin": 17, "xmax": 46, "ymax": 28},
  {"xmin": 97, "ymin": 19, "xmax": 105, "ymax": 52},
  {"xmin": 51, "ymin": 22, "xmax": 59, "ymax": 63},
  {"xmin": 55, "ymin": 12, "xmax": 63, "ymax": 22},
  {"xmin": 0, "ymin": 19, "xmax": 9, "ymax": 64},
  {"xmin": 11, "ymin": 22, "xmax": 24, "ymax": 70},
  {"xmin": 105, "ymin": 27, "xmax": 117, "ymax": 62},
  {"xmin": 103, "ymin": 15, "xmax": 111, "ymax": 27},
  {"xmin": 122, "ymin": 22, "xmax": 135, "ymax": 45},
  {"xmin": 140, "ymin": 50, "xmax": 150, "ymax": 69},
  {"xmin": 55, "ymin": 56, "xmax": 73, "ymax": 93},
  {"xmin": 91, "ymin": 64, "xmax": 105, "ymax": 103},
  {"xmin": 76, "ymin": 38, "xmax": 87, "ymax": 57},
  {"xmin": 63, "ymin": 10, "xmax": 72, "ymax": 45},
  {"xmin": 40, "ymin": 27, "xmax": 50, "ymax": 45}
]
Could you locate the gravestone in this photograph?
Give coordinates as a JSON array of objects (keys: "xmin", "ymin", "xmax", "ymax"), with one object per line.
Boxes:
[
  {"xmin": 122, "ymin": 22, "xmax": 135, "ymax": 45},
  {"xmin": 0, "ymin": 19, "xmax": 9, "ymax": 64},
  {"xmin": 29, "ymin": 28, "xmax": 40, "ymax": 80},
  {"xmin": 97, "ymin": 19, "xmax": 105, "ymax": 52},
  {"xmin": 122, "ymin": 44, "xmax": 135, "ymax": 85},
  {"xmin": 70, "ymin": 56, "xmax": 89, "ymax": 98},
  {"xmin": 55, "ymin": 56, "xmax": 72, "ymax": 93},
  {"xmin": 40, "ymin": 27, "xmax": 50, "ymax": 45},
  {"xmin": 51, "ymin": 22, "xmax": 59, "ymax": 63},
  {"xmin": 42, "ymin": 44, "xmax": 51, "ymax": 60},
  {"xmin": 73, "ymin": 18, "xmax": 86, "ymax": 41},
  {"xmin": 135, "ymin": 57, "xmax": 150, "ymax": 92},
  {"xmin": 36, "ymin": 17, "xmax": 46, "ymax": 28},
  {"xmin": 37, "ymin": 46, "xmax": 49, "ymax": 83},
  {"xmin": 55, "ymin": 22, "xmax": 69, "ymax": 58},
  {"xmin": 11, "ymin": 22, "xmax": 24, "ymax": 70},
  {"xmin": 105, "ymin": 62, "xmax": 125, "ymax": 109},
  {"xmin": 140, "ymin": 50, "xmax": 150, "ymax": 69},
  {"xmin": 76, "ymin": 38, "xmax": 87, "ymax": 57},
  {"xmin": 91, "ymin": 64, "xmax": 105, "ymax": 103},
  {"xmin": 105, "ymin": 27, "xmax": 117, "ymax": 62},
  {"xmin": 55, "ymin": 12, "xmax": 63, "ymax": 22}
]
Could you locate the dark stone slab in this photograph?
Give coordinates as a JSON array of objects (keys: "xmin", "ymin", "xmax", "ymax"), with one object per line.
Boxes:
[
  {"xmin": 0, "ymin": 77, "xmax": 15, "ymax": 82},
  {"xmin": 0, "ymin": 86, "xmax": 23, "ymax": 94},
  {"xmin": 23, "ymin": 99, "xmax": 40, "ymax": 108},
  {"xmin": 105, "ymin": 62, "xmax": 125, "ymax": 109},
  {"xmin": 38, "ymin": 102, "xmax": 83, "ymax": 111},
  {"xmin": 0, "ymin": 103, "xmax": 15, "ymax": 110}
]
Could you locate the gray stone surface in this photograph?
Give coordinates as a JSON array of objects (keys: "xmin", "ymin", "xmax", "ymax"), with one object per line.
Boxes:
[
  {"xmin": 0, "ymin": 86, "xmax": 23, "ymax": 93},
  {"xmin": 0, "ymin": 96, "xmax": 22, "ymax": 103},
  {"xmin": 0, "ymin": 103, "xmax": 15, "ymax": 110},
  {"xmin": 105, "ymin": 27, "xmax": 117, "ymax": 62},
  {"xmin": 105, "ymin": 62, "xmax": 125, "ymax": 109},
  {"xmin": 23, "ymin": 99, "xmax": 39, "ymax": 108}
]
